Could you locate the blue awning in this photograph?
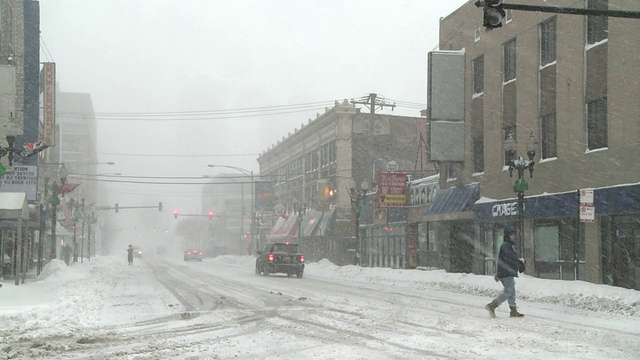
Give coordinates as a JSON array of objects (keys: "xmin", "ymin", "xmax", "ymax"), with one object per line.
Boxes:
[
  {"xmin": 425, "ymin": 183, "xmax": 479, "ymax": 216},
  {"xmin": 474, "ymin": 191, "xmax": 577, "ymax": 221},
  {"xmin": 473, "ymin": 183, "xmax": 640, "ymax": 221}
]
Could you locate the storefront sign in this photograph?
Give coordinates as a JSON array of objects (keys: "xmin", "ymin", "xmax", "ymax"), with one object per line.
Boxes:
[
  {"xmin": 41, "ymin": 63, "xmax": 56, "ymax": 146},
  {"xmin": 491, "ymin": 202, "xmax": 518, "ymax": 217},
  {"xmin": 377, "ymin": 172, "xmax": 407, "ymax": 207},
  {"xmin": 0, "ymin": 165, "xmax": 38, "ymax": 201}
]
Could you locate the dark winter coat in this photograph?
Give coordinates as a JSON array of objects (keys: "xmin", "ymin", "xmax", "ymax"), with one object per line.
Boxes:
[{"xmin": 496, "ymin": 238, "xmax": 520, "ymax": 279}]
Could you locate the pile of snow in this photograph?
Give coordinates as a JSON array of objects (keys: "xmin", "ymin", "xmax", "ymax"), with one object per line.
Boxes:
[
  {"xmin": 37, "ymin": 259, "xmax": 85, "ymax": 282},
  {"xmin": 207, "ymin": 255, "xmax": 640, "ymax": 317},
  {"xmin": 303, "ymin": 259, "xmax": 640, "ymax": 317}
]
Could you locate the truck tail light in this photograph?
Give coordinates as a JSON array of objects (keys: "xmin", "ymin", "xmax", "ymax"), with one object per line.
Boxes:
[
  {"xmin": 268, "ymin": 254, "xmax": 274, "ymax": 262},
  {"xmin": 300, "ymin": 255, "xmax": 305, "ymax": 263}
]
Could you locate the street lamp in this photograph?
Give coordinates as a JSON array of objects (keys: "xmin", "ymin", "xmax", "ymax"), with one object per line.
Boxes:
[
  {"xmin": 505, "ymin": 131, "xmax": 537, "ymax": 257},
  {"xmin": 48, "ymin": 164, "xmax": 68, "ymax": 261},
  {"xmin": 348, "ymin": 179, "xmax": 370, "ymax": 265},
  {"xmin": 206, "ymin": 164, "xmax": 254, "ymax": 250}
]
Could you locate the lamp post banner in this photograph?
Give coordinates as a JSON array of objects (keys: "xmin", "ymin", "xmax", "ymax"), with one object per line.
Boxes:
[
  {"xmin": 377, "ymin": 172, "xmax": 407, "ymax": 207},
  {"xmin": 0, "ymin": 165, "xmax": 38, "ymax": 201}
]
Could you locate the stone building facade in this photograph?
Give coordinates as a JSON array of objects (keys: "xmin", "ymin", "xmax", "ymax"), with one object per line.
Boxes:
[{"xmin": 257, "ymin": 100, "xmax": 426, "ymax": 265}]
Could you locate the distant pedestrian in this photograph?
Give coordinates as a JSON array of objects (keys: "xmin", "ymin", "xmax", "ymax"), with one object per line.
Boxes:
[
  {"xmin": 127, "ymin": 245, "xmax": 134, "ymax": 266},
  {"xmin": 485, "ymin": 226, "xmax": 525, "ymax": 318},
  {"xmin": 63, "ymin": 244, "xmax": 72, "ymax": 265}
]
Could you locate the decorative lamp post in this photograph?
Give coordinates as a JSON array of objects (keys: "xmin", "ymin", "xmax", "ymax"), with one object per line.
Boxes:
[
  {"xmin": 348, "ymin": 179, "xmax": 370, "ymax": 265},
  {"xmin": 49, "ymin": 164, "xmax": 68, "ymax": 260},
  {"xmin": 505, "ymin": 131, "xmax": 537, "ymax": 257}
]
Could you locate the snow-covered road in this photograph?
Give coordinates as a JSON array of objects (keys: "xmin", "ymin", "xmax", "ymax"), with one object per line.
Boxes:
[{"xmin": 1, "ymin": 255, "xmax": 639, "ymax": 359}]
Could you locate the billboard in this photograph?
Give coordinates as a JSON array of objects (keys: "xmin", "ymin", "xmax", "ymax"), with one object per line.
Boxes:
[
  {"xmin": 377, "ymin": 172, "xmax": 407, "ymax": 208},
  {"xmin": 40, "ymin": 63, "xmax": 56, "ymax": 146},
  {"xmin": 0, "ymin": 165, "xmax": 38, "ymax": 201}
]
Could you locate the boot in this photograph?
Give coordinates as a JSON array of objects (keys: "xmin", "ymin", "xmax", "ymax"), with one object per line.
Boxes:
[
  {"xmin": 509, "ymin": 306, "xmax": 524, "ymax": 317},
  {"xmin": 485, "ymin": 300, "xmax": 499, "ymax": 318}
]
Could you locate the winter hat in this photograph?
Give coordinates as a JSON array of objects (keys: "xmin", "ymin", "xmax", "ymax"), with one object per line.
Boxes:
[{"xmin": 503, "ymin": 226, "xmax": 517, "ymax": 237}]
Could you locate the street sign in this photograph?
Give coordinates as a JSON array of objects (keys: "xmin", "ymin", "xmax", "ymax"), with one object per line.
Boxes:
[
  {"xmin": 579, "ymin": 188, "xmax": 594, "ymax": 206},
  {"xmin": 579, "ymin": 205, "xmax": 595, "ymax": 222}
]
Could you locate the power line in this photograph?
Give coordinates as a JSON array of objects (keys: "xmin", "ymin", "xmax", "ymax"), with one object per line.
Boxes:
[
  {"xmin": 94, "ymin": 152, "xmax": 259, "ymax": 158},
  {"xmin": 60, "ymin": 100, "xmax": 338, "ymax": 116},
  {"xmin": 39, "ymin": 34, "xmax": 55, "ymax": 62}
]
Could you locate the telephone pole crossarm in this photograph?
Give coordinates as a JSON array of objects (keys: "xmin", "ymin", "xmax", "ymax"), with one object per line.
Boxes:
[{"xmin": 350, "ymin": 93, "xmax": 396, "ymax": 114}]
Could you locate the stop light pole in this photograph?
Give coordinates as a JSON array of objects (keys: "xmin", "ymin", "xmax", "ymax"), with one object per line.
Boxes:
[{"xmin": 476, "ymin": 0, "xmax": 640, "ymax": 30}]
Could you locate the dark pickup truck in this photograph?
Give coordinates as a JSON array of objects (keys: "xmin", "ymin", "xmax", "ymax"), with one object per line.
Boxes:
[{"xmin": 255, "ymin": 242, "xmax": 305, "ymax": 278}]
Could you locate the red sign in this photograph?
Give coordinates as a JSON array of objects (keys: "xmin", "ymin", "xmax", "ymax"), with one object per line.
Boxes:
[{"xmin": 377, "ymin": 172, "xmax": 407, "ymax": 207}]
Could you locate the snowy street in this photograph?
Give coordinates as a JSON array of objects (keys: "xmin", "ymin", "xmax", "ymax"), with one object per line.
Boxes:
[{"xmin": 1, "ymin": 255, "xmax": 639, "ymax": 360}]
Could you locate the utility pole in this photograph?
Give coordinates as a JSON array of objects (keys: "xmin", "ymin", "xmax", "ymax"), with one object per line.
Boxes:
[{"xmin": 350, "ymin": 93, "xmax": 396, "ymax": 114}]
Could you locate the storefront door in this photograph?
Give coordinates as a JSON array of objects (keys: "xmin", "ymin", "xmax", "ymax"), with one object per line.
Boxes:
[{"xmin": 611, "ymin": 218, "xmax": 640, "ymax": 290}]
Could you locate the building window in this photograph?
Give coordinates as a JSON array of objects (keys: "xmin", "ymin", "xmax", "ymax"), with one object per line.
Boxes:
[
  {"xmin": 472, "ymin": 55, "xmax": 484, "ymax": 96},
  {"xmin": 473, "ymin": 136, "xmax": 484, "ymax": 173},
  {"xmin": 541, "ymin": 112, "xmax": 557, "ymax": 158},
  {"xmin": 474, "ymin": 26, "xmax": 482, "ymax": 42},
  {"xmin": 587, "ymin": 0, "xmax": 608, "ymax": 45},
  {"xmin": 540, "ymin": 17, "xmax": 557, "ymax": 66},
  {"xmin": 446, "ymin": 162, "xmax": 458, "ymax": 180},
  {"xmin": 503, "ymin": 127, "xmax": 516, "ymax": 166},
  {"xmin": 587, "ymin": 97, "xmax": 608, "ymax": 150},
  {"xmin": 503, "ymin": 38, "xmax": 516, "ymax": 83}
]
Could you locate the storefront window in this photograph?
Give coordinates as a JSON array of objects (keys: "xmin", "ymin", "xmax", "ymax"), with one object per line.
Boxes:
[{"xmin": 534, "ymin": 225, "xmax": 559, "ymax": 261}]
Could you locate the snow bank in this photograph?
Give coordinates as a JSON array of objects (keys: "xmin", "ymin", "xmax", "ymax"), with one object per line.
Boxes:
[{"xmin": 206, "ymin": 255, "xmax": 639, "ymax": 316}]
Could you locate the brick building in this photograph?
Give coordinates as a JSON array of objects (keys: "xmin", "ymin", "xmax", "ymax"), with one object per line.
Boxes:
[
  {"xmin": 257, "ymin": 100, "xmax": 426, "ymax": 265},
  {"xmin": 422, "ymin": 0, "xmax": 640, "ymax": 288}
]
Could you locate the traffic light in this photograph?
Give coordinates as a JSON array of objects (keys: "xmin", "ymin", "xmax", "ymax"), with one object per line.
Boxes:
[
  {"xmin": 115, "ymin": 203, "xmax": 119, "ymax": 213},
  {"xmin": 158, "ymin": 202, "xmax": 163, "ymax": 211},
  {"xmin": 208, "ymin": 210, "xmax": 214, "ymax": 220},
  {"xmin": 173, "ymin": 209, "xmax": 178, "ymax": 219},
  {"xmin": 475, "ymin": 0, "xmax": 505, "ymax": 29}
]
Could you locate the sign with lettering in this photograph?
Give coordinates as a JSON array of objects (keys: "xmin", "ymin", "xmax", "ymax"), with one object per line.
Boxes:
[
  {"xmin": 0, "ymin": 165, "xmax": 38, "ymax": 201},
  {"xmin": 579, "ymin": 188, "xmax": 594, "ymax": 206},
  {"xmin": 491, "ymin": 201, "xmax": 518, "ymax": 217},
  {"xmin": 41, "ymin": 63, "xmax": 56, "ymax": 146},
  {"xmin": 377, "ymin": 172, "xmax": 407, "ymax": 207},
  {"xmin": 579, "ymin": 205, "xmax": 595, "ymax": 222}
]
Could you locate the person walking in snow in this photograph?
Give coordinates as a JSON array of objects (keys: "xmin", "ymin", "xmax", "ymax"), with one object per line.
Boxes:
[
  {"xmin": 485, "ymin": 226, "xmax": 525, "ymax": 318},
  {"xmin": 127, "ymin": 244, "xmax": 134, "ymax": 266},
  {"xmin": 63, "ymin": 244, "xmax": 72, "ymax": 265}
]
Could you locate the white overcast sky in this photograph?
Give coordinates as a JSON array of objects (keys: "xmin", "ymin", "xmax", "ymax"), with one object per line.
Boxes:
[{"xmin": 39, "ymin": 0, "xmax": 471, "ymax": 229}]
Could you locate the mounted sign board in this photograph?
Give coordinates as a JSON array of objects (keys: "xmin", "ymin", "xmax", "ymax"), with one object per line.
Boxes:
[
  {"xmin": 579, "ymin": 205, "xmax": 595, "ymax": 222},
  {"xmin": 377, "ymin": 172, "xmax": 407, "ymax": 207},
  {"xmin": 579, "ymin": 188, "xmax": 594, "ymax": 206},
  {"xmin": 0, "ymin": 165, "xmax": 38, "ymax": 201},
  {"xmin": 427, "ymin": 50, "xmax": 465, "ymax": 121},
  {"xmin": 429, "ymin": 121, "xmax": 465, "ymax": 162}
]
